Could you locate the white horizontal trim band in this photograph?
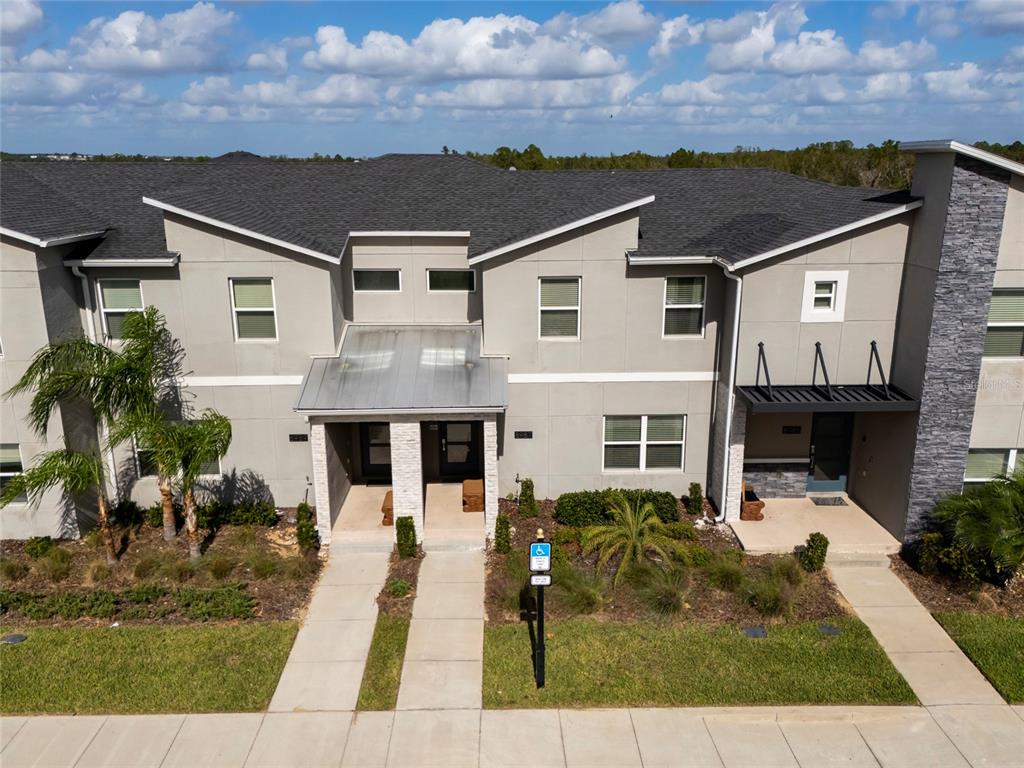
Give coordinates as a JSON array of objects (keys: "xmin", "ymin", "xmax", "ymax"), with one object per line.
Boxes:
[
  {"xmin": 348, "ymin": 231, "xmax": 470, "ymax": 237},
  {"xmin": 900, "ymin": 140, "xmax": 1024, "ymax": 178},
  {"xmin": 142, "ymin": 197, "xmax": 341, "ymax": 265},
  {"xmin": 299, "ymin": 406, "xmax": 505, "ymax": 416},
  {"xmin": 65, "ymin": 257, "xmax": 180, "ymax": 268},
  {"xmin": 179, "ymin": 375, "xmax": 304, "ymax": 387},
  {"xmin": 508, "ymin": 371, "xmax": 717, "ymax": 384},
  {"xmin": 627, "ymin": 255, "xmax": 717, "ymax": 266},
  {"xmin": 1, "ymin": 226, "xmax": 107, "ymax": 248}
]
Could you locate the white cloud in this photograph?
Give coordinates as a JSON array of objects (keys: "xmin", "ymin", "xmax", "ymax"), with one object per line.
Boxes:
[
  {"xmin": 922, "ymin": 62, "xmax": 989, "ymax": 101},
  {"xmin": 375, "ymin": 105, "xmax": 424, "ymax": 123},
  {"xmin": 641, "ymin": 74, "xmax": 746, "ymax": 106},
  {"xmin": 705, "ymin": 4, "xmax": 808, "ymax": 72},
  {"xmin": 247, "ymin": 47, "xmax": 287, "ymax": 74},
  {"xmin": 413, "ymin": 73, "xmax": 640, "ymax": 110},
  {"xmin": 855, "ymin": 39, "xmax": 936, "ymax": 72},
  {"xmin": 871, "ymin": 2, "xmax": 910, "ymax": 22},
  {"xmin": 965, "ymin": 0, "xmax": 1024, "ymax": 34},
  {"xmin": 648, "ymin": 15, "xmax": 704, "ymax": 61},
  {"xmin": 1, "ymin": 0, "xmax": 43, "ymax": 45},
  {"xmin": 859, "ymin": 72, "xmax": 913, "ymax": 101},
  {"xmin": 767, "ymin": 30, "xmax": 853, "ymax": 75},
  {"xmin": 1003, "ymin": 46, "xmax": 1024, "ymax": 66},
  {"xmin": 916, "ymin": 3, "xmax": 960, "ymax": 39},
  {"xmin": 543, "ymin": 0, "xmax": 660, "ymax": 46},
  {"xmin": 184, "ymin": 73, "xmax": 379, "ymax": 109}
]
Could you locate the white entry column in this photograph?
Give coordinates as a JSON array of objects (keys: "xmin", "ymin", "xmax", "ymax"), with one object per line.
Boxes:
[
  {"xmin": 483, "ymin": 415, "xmax": 499, "ymax": 540},
  {"xmin": 309, "ymin": 421, "xmax": 333, "ymax": 546},
  {"xmin": 725, "ymin": 399, "xmax": 748, "ymax": 521},
  {"xmin": 389, "ymin": 419, "xmax": 425, "ymax": 541}
]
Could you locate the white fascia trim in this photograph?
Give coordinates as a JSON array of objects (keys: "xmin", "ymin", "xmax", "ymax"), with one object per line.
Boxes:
[
  {"xmin": 1, "ymin": 226, "xmax": 107, "ymax": 248},
  {"xmin": 297, "ymin": 406, "xmax": 505, "ymax": 416},
  {"xmin": 900, "ymin": 140, "xmax": 1024, "ymax": 178},
  {"xmin": 728, "ymin": 200, "xmax": 923, "ymax": 272},
  {"xmin": 627, "ymin": 254, "xmax": 719, "ymax": 266},
  {"xmin": 508, "ymin": 371, "xmax": 717, "ymax": 384},
  {"xmin": 348, "ymin": 231, "xmax": 470, "ymax": 237},
  {"xmin": 142, "ymin": 196, "xmax": 340, "ymax": 265},
  {"xmin": 179, "ymin": 375, "xmax": 304, "ymax": 387},
  {"xmin": 467, "ymin": 195, "xmax": 656, "ymax": 266},
  {"xmin": 65, "ymin": 256, "xmax": 180, "ymax": 268}
]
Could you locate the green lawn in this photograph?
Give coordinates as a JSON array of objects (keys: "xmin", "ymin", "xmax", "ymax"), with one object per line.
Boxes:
[
  {"xmin": 935, "ymin": 612, "xmax": 1024, "ymax": 703},
  {"xmin": 484, "ymin": 618, "xmax": 916, "ymax": 708},
  {"xmin": 357, "ymin": 615, "xmax": 410, "ymax": 711},
  {"xmin": 1, "ymin": 622, "xmax": 298, "ymax": 714}
]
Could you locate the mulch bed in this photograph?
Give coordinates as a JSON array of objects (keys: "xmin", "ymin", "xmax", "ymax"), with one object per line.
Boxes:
[
  {"xmin": 376, "ymin": 549, "xmax": 423, "ymax": 617},
  {"xmin": 890, "ymin": 555, "xmax": 1024, "ymax": 618},
  {"xmin": 0, "ymin": 519, "xmax": 320, "ymax": 624}
]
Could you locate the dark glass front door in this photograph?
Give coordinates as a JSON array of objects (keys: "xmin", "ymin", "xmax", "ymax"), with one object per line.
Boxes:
[
  {"xmin": 359, "ymin": 423, "xmax": 392, "ymax": 483},
  {"xmin": 807, "ymin": 413, "xmax": 853, "ymax": 492},
  {"xmin": 439, "ymin": 422, "xmax": 480, "ymax": 479}
]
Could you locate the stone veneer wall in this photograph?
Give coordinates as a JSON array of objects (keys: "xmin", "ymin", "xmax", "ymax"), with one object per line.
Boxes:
[
  {"xmin": 390, "ymin": 419, "xmax": 425, "ymax": 541},
  {"xmin": 743, "ymin": 462, "xmax": 807, "ymax": 497},
  {"xmin": 724, "ymin": 400, "xmax": 748, "ymax": 520},
  {"xmin": 310, "ymin": 422, "xmax": 332, "ymax": 545},
  {"xmin": 483, "ymin": 416, "xmax": 499, "ymax": 540},
  {"xmin": 904, "ymin": 157, "xmax": 1011, "ymax": 540}
]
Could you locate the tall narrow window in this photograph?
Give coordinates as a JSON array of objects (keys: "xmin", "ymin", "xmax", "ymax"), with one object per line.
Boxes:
[
  {"xmin": 0, "ymin": 444, "xmax": 26, "ymax": 503},
  {"xmin": 984, "ymin": 289, "xmax": 1024, "ymax": 357},
  {"xmin": 663, "ymin": 277, "xmax": 705, "ymax": 336},
  {"xmin": 539, "ymin": 277, "xmax": 580, "ymax": 339},
  {"xmin": 98, "ymin": 280, "xmax": 143, "ymax": 339},
  {"xmin": 231, "ymin": 278, "xmax": 277, "ymax": 340},
  {"xmin": 603, "ymin": 415, "xmax": 686, "ymax": 471}
]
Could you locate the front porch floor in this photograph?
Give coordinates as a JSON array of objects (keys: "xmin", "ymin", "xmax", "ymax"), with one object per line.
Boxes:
[
  {"xmin": 424, "ymin": 483, "xmax": 484, "ymax": 551},
  {"xmin": 331, "ymin": 485, "xmax": 394, "ymax": 553},
  {"xmin": 731, "ymin": 495, "xmax": 900, "ymax": 556}
]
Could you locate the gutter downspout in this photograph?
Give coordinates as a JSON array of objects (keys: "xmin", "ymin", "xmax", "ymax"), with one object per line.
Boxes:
[{"xmin": 717, "ymin": 267, "xmax": 743, "ymax": 523}]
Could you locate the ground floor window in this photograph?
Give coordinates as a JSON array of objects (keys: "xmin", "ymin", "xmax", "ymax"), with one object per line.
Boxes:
[
  {"xmin": 963, "ymin": 448, "xmax": 1019, "ymax": 488},
  {"xmin": 135, "ymin": 442, "xmax": 220, "ymax": 478},
  {"xmin": 603, "ymin": 415, "xmax": 685, "ymax": 471},
  {"xmin": 0, "ymin": 444, "xmax": 26, "ymax": 503}
]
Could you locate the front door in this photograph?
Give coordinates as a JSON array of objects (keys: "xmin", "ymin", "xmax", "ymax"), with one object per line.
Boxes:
[
  {"xmin": 807, "ymin": 413, "xmax": 853, "ymax": 492},
  {"xmin": 359, "ymin": 423, "xmax": 392, "ymax": 483},
  {"xmin": 439, "ymin": 422, "xmax": 480, "ymax": 479}
]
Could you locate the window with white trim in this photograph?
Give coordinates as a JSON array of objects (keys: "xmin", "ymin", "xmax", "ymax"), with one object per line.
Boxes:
[
  {"xmin": 984, "ymin": 289, "xmax": 1024, "ymax": 357},
  {"xmin": 663, "ymin": 276, "xmax": 705, "ymax": 336},
  {"xmin": 603, "ymin": 415, "xmax": 686, "ymax": 471},
  {"xmin": 963, "ymin": 448, "xmax": 1018, "ymax": 487},
  {"xmin": 800, "ymin": 270, "xmax": 847, "ymax": 323},
  {"xmin": 813, "ymin": 281, "xmax": 837, "ymax": 310},
  {"xmin": 539, "ymin": 277, "xmax": 580, "ymax": 339},
  {"xmin": 98, "ymin": 279, "xmax": 143, "ymax": 339},
  {"xmin": 427, "ymin": 269, "xmax": 475, "ymax": 292},
  {"xmin": 230, "ymin": 278, "xmax": 277, "ymax": 340},
  {"xmin": 135, "ymin": 441, "xmax": 220, "ymax": 478},
  {"xmin": 353, "ymin": 269, "xmax": 401, "ymax": 292},
  {"xmin": 0, "ymin": 444, "xmax": 26, "ymax": 503}
]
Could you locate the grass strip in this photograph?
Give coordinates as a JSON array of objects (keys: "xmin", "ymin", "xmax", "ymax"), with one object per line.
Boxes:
[
  {"xmin": 935, "ymin": 612, "xmax": 1024, "ymax": 703},
  {"xmin": 484, "ymin": 617, "xmax": 916, "ymax": 708},
  {"xmin": 1, "ymin": 622, "xmax": 298, "ymax": 714},
  {"xmin": 356, "ymin": 614, "xmax": 411, "ymax": 711}
]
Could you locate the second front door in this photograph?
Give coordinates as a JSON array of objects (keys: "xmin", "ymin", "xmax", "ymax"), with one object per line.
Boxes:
[{"xmin": 439, "ymin": 422, "xmax": 480, "ymax": 479}]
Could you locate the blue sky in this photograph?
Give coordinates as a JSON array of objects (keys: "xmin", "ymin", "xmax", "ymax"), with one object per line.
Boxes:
[{"xmin": 1, "ymin": 1, "xmax": 1021, "ymax": 156}]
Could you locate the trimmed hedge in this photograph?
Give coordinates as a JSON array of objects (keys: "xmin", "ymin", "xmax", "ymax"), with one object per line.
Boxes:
[
  {"xmin": 494, "ymin": 513, "xmax": 511, "ymax": 554},
  {"xmin": 554, "ymin": 488, "xmax": 680, "ymax": 527},
  {"xmin": 396, "ymin": 517, "xmax": 417, "ymax": 558},
  {"xmin": 295, "ymin": 501, "xmax": 319, "ymax": 553}
]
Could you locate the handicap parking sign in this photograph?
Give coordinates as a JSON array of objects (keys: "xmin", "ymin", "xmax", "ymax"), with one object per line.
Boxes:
[{"xmin": 530, "ymin": 542, "xmax": 551, "ymax": 572}]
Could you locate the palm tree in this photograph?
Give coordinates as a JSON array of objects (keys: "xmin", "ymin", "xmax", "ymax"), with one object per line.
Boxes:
[
  {"xmin": 0, "ymin": 448, "xmax": 117, "ymax": 564},
  {"xmin": 174, "ymin": 411, "xmax": 232, "ymax": 561},
  {"xmin": 581, "ymin": 492, "xmax": 682, "ymax": 587}
]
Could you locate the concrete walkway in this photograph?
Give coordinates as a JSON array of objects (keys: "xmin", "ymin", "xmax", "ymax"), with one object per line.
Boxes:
[
  {"xmin": 396, "ymin": 550, "xmax": 485, "ymax": 711},
  {"xmin": 268, "ymin": 551, "xmax": 390, "ymax": 712}
]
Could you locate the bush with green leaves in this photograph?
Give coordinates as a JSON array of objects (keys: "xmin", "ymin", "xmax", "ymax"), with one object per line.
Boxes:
[
  {"xmin": 281, "ymin": 556, "xmax": 317, "ymax": 580},
  {"xmin": 494, "ymin": 513, "xmax": 511, "ymax": 554},
  {"xmin": 771, "ymin": 555, "xmax": 805, "ymax": 587},
  {"xmin": 396, "ymin": 516, "xmax": 417, "ymax": 558},
  {"xmin": 122, "ymin": 584, "xmax": 168, "ymax": 604},
  {"xmin": 706, "ymin": 556, "xmax": 745, "ymax": 592},
  {"xmin": 146, "ymin": 501, "xmax": 183, "ymax": 530},
  {"xmin": 110, "ymin": 500, "xmax": 144, "ymax": 527},
  {"xmin": 687, "ymin": 483, "xmax": 704, "ymax": 517},
  {"xmin": 631, "ymin": 563, "xmax": 690, "ymax": 616},
  {"xmin": 177, "ymin": 582, "xmax": 254, "ymax": 620},
  {"xmin": 295, "ymin": 501, "xmax": 319, "ymax": 553},
  {"xmin": 519, "ymin": 478, "xmax": 538, "ymax": 517},
  {"xmin": 552, "ymin": 561, "xmax": 603, "ymax": 614},
  {"xmin": 798, "ymin": 532, "xmax": 829, "ymax": 572},
  {"xmin": 87, "ymin": 560, "xmax": 111, "ymax": 584},
  {"xmin": 744, "ymin": 575, "xmax": 792, "ymax": 616},
  {"xmin": 580, "ymin": 493, "xmax": 682, "ymax": 586},
  {"xmin": 498, "ymin": 549, "xmax": 531, "ymax": 613},
  {"xmin": 24, "ymin": 536, "xmax": 55, "ymax": 559},
  {"xmin": 245, "ymin": 552, "xmax": 280, "ymax": 579},
  {"xmin": 555, "ymin": 488, "xmax": 679, "ymax": 527},
  {"xmin": 36, "ymin": 549, "xmax": 72, "ymax": 582},
  {"xmin": 550, "ymin": 527, "xmax": 580, "ymax": 545},
  {"xmin": 386, "ymin": 579, "xmax": 412, "ymax": 598},
  {"xmin": 0, "ymin": 559, "xmax": 29, "ymax": 582},
  {"xmin": 663, "ymin": 521, "xmax": 697, "ymax": 541},
  {"xmin": 675, "ymin": 542, "xmax": 712, "ymax": 568},
  {"xmin": 205, "ymin": 554, "xmax": 237, "ymax": 580}
]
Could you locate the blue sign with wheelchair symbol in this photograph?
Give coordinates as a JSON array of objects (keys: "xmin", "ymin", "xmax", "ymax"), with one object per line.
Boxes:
[{"xmin": 530, "ymin": 542, "xmax": 551, "ymax": 572}]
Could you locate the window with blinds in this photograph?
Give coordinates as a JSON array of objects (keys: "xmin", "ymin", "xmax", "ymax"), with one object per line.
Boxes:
[
  {"xmin": 663, "ymin": 277, "xmax": 705, "ymax": 336},
  {"xmin": 603, "ymin": 415, "xmax": 685, "ymax": 471},
  {"xmin": 0, "ymin": 444, "xmax": 26, "ymax": 503},
  {"xmin": 539, "ymin": 277, "xmax": 580, "ymax": 338},
  {"xmin": 231, "ymin": 278, "xmax": 277, "ymax": 340},
  {"xmin": 98, "ymin": 280, "xmax": 143, "ymax": 340},
  {"xmin": 964, "ymin": 448, "xmax": 1016, "ymax": 484},
  {"xmin": 353, "ymin": 269, "xmax": 401, "ymax": 292},
  {"xmin": 984, "ymin": 290, "xmax": 1024, "ymax": 357}
]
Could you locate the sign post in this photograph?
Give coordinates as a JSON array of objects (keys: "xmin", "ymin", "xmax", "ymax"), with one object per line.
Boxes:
[{"xmin": 529, "ymin": 531, "xmax": 551, "ymax": 688}]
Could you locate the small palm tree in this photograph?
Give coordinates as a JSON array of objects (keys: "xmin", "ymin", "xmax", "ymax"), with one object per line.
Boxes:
[
  {"xmin": 581, "ymin": 493, "xmax": 681, "ymax": 586},
  {"xmin": 0, "ymin": 448, "xmax": 117, "ymax": 564},
  {"xmin": 174, "ymin": 411, "xmax": 232, "ymax": 561}
]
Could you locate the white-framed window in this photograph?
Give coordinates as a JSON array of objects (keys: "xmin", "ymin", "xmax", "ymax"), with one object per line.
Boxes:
[
  {"xmin": 135, "ymin": 441, "xmax": 220, "ymax": 478},
  {"xmin": 602, "ymin": 415, "xmax": 686, "ymax": 471},
  {"xmin": 800, "ymin": 270, "xmax": 847, "ymax": 323},
  {"xmin": 0, "ymin": 444, "xmax": 26, "ymax": 503},
  {"xmin": 353, "ymin": 269, "xmax": 401, "ymax": 292},
  {"xmin": 98, "ymin": 279, "xmax": 144, "ymax": 339},
  {"xmin": 984, "ymin": 289, "xmax": 1024, "ymax": 358},
  {"xmin": 230, "ymin": 278, "xmax": 277, "ymax": 341},
  {"xmin": 663, "ymin": 276, "xmax": 705, "ymax": 337},
  {"xmin": 427, "ymin": 269, "xmax": 475, "ymax": 292},
  {"xmin": 963, "ymin": 448, "xmax": 1018, "ymax": 487},
  {"xmin": 539, "ymin": 276, "xmax": 581, "ymax": 339}
]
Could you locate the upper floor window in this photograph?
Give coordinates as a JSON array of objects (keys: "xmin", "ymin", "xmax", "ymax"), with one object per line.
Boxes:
[
  {"xmin": 98, "ymin": 279, "xmax": 143, "ymax": 339},
  {"xmin": 984, "ymin": 289, "xmax": 1024, "ymax": 357},
  {"xmin": 427, "ymin": 269, "xmax": 475, "ymax": 292},
  {"xmin": 354, "ymin": 269, "xmax": 401, "ymax": 292},
  {"xmin": 230, "ymin": 278, "xmax": 277, "ymax": 340},
  {"xmin": 663, "ymin": 277, "xmax": 705, "ymax": 336},
  {"xmin": 800, "ymin": 270, "xmax": 847, "ymax": 323},
  {"xmin": 813, "ymin": 281, "xmax": 837, "ymax": 310},
  {"xmin": 539, "ymin": 277, "xmax": 580, "ymax": 339},
  {"xmin": 603, "ymin": 415, "xmax": 686, "ymax": 471},
  {"xmin": 0, "ymin": 444, "xmax": 26, "ymax": 503}
]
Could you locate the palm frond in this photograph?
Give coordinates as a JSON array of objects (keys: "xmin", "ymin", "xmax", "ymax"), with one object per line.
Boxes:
[{"xmin": 0, "ymin": 447, "xmax": 104, "ymax": 507}]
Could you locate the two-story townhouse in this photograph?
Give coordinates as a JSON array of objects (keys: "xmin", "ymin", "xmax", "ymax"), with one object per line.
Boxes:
[{"xmin": 1, "ymin": 142, "xmax": 1021, "ymax": 554}]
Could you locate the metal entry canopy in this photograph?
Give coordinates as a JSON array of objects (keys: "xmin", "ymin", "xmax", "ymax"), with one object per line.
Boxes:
[{"xmin": 737, "ymin": 384, "xmax": 919, "ymax": 413}]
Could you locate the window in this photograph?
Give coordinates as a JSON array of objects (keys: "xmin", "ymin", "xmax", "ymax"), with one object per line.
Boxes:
[
  {"xmin": 135, "ymin": 442, "xmax": 220, "ymax": 478},
  {"xmin": 964, "ymin": 448, "xmax": 1017, "ymax": 486},
  {"xmin": 663, "ymin": 277, "xmax": 705, "ymax": 336},
  {"xmin": 353, "ymin": 269, "xmax": 401, "ymax": 292},
  {"xmin": 984, "ymin": 289, "xmax": 1024, "ymax": 357},
  {"xmin": 231, "ymin": 278, "xmax": 277, "ymax": 340},
  {"xmin": 98, "ymin": 280, "xmax": 143, "ymax": 339},
  {"xmin": 603, "ymin": 415, "xmax": 685, "ymax": 471},
  {"xmin": 0, "ymin": 444, "xmax": 26, "ymax": 503},
  {"xmin": 813, "ymin": 281, "xmax": 837, "ymax": 310},
  {"xmin": 539, "ymin": 277, "xmax": 580, "ymax": 339},
  {"xmin": 800, "ymin": 271, "xmax": 847, "ymax": 323},
  {"xmin": 427, "ymin": 269, "xmax": 475, "ymax": 292}
]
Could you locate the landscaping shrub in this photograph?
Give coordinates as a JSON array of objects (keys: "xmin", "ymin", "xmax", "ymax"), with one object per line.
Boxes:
[
  {"xmin": 133, "ymin": 554, "xmax": 163, "ymax": 580},
  {"xmin": 24, "ymin": 536, "xmax": 55, "ymax": 559},
  {"xmin": 145, "ymin": 502, "xmax": 183, "ymax": 530},
  {"xmin": 706, "ymin": 556, "xmax": 745, "ymax": 592},
  {"xmin": 205, "ymin": 554, "xmax": 237, "ymax": 580},
  {"xmin": 396, "ymin": 516, "xmax": 417, "ymax": 558},
  {"xmin": 550, "ymin": 527, "xmax": 580, "ymax": 545},
  {"xmin": 494, "ymin": 513, "xmax": 511, "ymax": 554},
  {"xmin": 772, "ymin": 555, "xmax": 805, "ymax": 588},
  {"xmin": 111, "ymin": 500, "xmax": 144, "ymax": 527},
  {"xmin": 552, "ymin": 561, "xmax": 603, "ymax": 614},
  {"xmin": 519, "ymin": 478, "xmax": 538, "ymax": 517},
  {"xmin": 232, "ymin": 525, "xmax": 260, "ymax": 551},
  {"xmin": 497, "ymin": 549, "xmax": 531, "ymax": 613},
  {"xmin": 687, "ymin": 483, "xmax": 704, "ymax": 517},
  {"xmin": 177, "ymin": 583, "xmax": 254, "ymax": 620},
  {"xmin": 675, "ymin": 542, "xmax": 712, "ymax": 568},
  {"xmin": 0, "ymin": 558, "xmax": 29, "ymax": 582},
  {"xmin": 633, "ymin": 564, "xmax": 690, "ymax": 616},
  {"xmin": 122, "ymin": 584, "xmax": 168, "ymax": 604},
  {"xmin": 581, "ymin": 494, "xmax": 683, "ymax": 586},
  {"xmin": 36, "ymin": 549, "xmax": 72, "ymax": 582},
  {"xmin": 161, "ymin": 557, "xmax": 195, "ymax": 583},
  {"xmin": 295, "ymin": 501, "xmax": 319, "ymax": 553},
  {"xmin": 663, "ymin": 521, "xmax": 697, "ymax": 541},
  {"xmin": 386, "ymin": 579, "xmax": 412, "ymax": 598},
  {"xmin": 555, "ymin": 488, "xmax": 679, "ymax": 527},
  {"xmin": 798, "ymin": 532, "xmax": 829, "ymax": 572},
  {"xmin": 281, "ymin": 556, "xmax": 318, "ymax": 580},
  {"xmin": 86, "ymin": 560, "xmax": 111, "ymax": 584},
  {"xmin": 230, "ymin": 500, "xmax": 279, "ymax": 527},
  {"xmin": 245, "ymin": 552, "xmax": 280, "ymax": 579},
  {"xmin": 744, "ymin": 575, "xmax": 791, "ymax": 616}
]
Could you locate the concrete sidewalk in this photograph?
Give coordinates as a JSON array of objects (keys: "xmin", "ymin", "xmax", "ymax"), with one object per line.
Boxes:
[{"xmin": 3, "ymin": 705, "xmax": 1022, "ymax": 767}]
